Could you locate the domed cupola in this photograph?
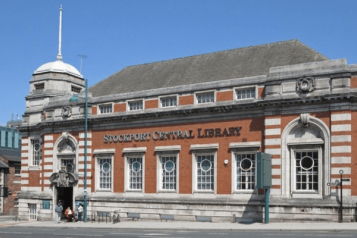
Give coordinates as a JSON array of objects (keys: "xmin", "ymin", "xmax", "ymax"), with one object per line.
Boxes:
[
  {"xmin": 23, "ymin": 6, "xmax": 85, "ymax": 126},
  {"xmin": 28, "ymin": 6, "xmax": 84, "ymax": 98}
]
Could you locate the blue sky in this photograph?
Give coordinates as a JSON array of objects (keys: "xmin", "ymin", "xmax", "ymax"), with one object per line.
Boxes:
[{"xmin": 1, "ymin": 0, "xmax": 357, "ymax": 125}]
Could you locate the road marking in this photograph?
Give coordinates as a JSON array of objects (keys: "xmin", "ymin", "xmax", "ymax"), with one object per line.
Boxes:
[{"xmin": 143, "ymin": 234, "xmax": 171, "ymax": 236}]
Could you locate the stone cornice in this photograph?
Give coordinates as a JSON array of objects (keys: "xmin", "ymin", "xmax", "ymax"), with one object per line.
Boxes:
[{"xmin": 18, "ymin": 92, "xmax": 357, "ymax": 133}]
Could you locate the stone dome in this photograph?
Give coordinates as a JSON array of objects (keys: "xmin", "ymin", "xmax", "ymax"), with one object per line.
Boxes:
[{"xmin": 34, "ymin": 60, "xmax": 82, "ymax": 78}]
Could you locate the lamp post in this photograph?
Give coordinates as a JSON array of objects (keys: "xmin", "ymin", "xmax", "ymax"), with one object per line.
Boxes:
[
  {"xmin": 327, "ymin": 169, "xmax": 350, "ymax": 223},
  {"xmin": 69, "ymin": 79, "xmax": 88, "ymax": 222}
]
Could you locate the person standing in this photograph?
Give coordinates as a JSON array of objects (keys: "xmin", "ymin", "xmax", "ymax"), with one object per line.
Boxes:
[
  {"xmin": 54, "ymin": 202, "xmax": 63, "ymax": 223},
  {"xmin": 77, "ymin": 203, "xmax": 83, "ymax": 222}
]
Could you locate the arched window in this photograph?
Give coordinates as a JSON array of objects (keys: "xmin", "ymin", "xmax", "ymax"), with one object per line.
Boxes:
[{"xmin": 282, "ymin": 114, "xmax": 330, "ymax": 199}]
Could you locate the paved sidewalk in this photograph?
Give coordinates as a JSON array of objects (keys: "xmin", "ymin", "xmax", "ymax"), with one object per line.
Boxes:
[{"xmin": 1, "ymin": 220, "xmax": 357, "ymax": 231}]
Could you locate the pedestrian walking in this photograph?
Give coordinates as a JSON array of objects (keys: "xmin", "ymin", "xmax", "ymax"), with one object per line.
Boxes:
[
  {"xmin": 54, "ymin": 202, "xmax": 63, "ymax": 223},
  {"xmin": 77, "ymin": 203, "xmax": 83, "ymax": 222}
]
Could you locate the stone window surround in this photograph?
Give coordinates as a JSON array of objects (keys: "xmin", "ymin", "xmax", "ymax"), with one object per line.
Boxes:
[
  {"xmin": 233, "ymin": 85, "xmax": 258, "ymax": 101},
  {"xmin": 281, "ymin": 116, "xmax": 330, "ymax": 199},
  {"xmin": 191, "ymin": 143, "xmax": 218, "ymax": 194},
  {"xmin": 159, "ymin": 94, "xmax": 179, "ymax": 108},
  {"xmin": 53, "ymin": 133, "xmax": 79, "ymax": 174},
  {"xmin": 229, "ymin": 142, "xmax": 261, "ymax": 194},
  {"xmin": 94, "ymin": 149, "xmax": 116, "ymax": 192},
  {"xmin": 194, "ymin": 90, "xmax": 216, "ymax": 105},
  {"xmin": 98, "ymin": 103, "xmax": 113, "ymax": 114},
  {"xmin": 123, "ymin": 147, "xmax": 146, "ymax": 193},
  {"xmin": 155, "ymin": 145, "xmax": 181, "ymax": 193},
  {"xmin": 127, "ymin": 99, "xmax": 144, "ymax": 111},
  {"xmin": 28, "ymin": 136, "xmax": 42, "ymax": 170}
]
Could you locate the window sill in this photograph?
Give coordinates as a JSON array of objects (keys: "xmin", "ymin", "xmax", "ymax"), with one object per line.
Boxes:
[
  {"xmin": 29, "ymin": 166, "xmax": 41, "ymax": 171},
  {"xmin": 125, "ymin": 190, "xmax": 143, "ymax": 193},
  {"xmin": 193, "ymin": 190, "xmax": 214, "ymax": 194},
  {"xmin": 157, "ymin": 190, "xmax": 177, "ymax": 194},
  {"xmin": 291, "ymin": 192, "xmax": 321, "ymax": 199},
  {"xmin": 233, "ymin": 190, "xmax": 255, "ymax": 194}
]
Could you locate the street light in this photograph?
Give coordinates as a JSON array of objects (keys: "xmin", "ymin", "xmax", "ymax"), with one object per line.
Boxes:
[
  {"xmin": 69, "ymin": 79, "xmax": 88, "ymax": 222},
  {"xmin": 327, "ymin": 169, "xmax": 350, "ymax": 223}
]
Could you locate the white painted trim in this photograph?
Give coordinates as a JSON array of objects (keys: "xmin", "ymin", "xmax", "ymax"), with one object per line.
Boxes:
[
  {"xmin": 281, "ymin": 115, "xmax": 330, "ymax": 198},
  {"xmin": 122, "ymin": 147, "xmax": 147, "ymax": 153},
  {"xmin": 229, "ymin": 142, "xmax": 261, "ymax": 149},
  {"xmin": 93, "ymin": 149, "xmax": 115, "ymax": 154},
  {"xmin": 156, "ymin": 152, "xmax": 179, "ymax": 193},
  {"xmin": 287, "ymin": 138, "xmax": 324, "ymax": 145},
  {"xmin": 155, "ymin": 145, "xmax": 181, "ymax": 152},
  {"xmin": 190, "ymin": 144, "xmax": 219, "ymax": 150}
]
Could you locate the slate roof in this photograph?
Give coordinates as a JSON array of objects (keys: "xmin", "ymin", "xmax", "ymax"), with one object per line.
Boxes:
[{"xmin": 89, "ymin": 40, "xmax": 328, "ymax": 97}]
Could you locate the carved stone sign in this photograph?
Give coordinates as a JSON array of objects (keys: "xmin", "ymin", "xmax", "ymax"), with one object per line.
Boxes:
[
  {"xmin": 49, "ymin": 170, "xmax": 77, "ymax": 187},
  {"xmin": 296, "ymin": 77, "xmax": 315, "ymax": 93}
]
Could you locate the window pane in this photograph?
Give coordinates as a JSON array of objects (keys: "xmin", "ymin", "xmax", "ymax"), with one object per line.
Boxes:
[
  {"xmin": 236, "ymin": 87, "xmax": 255, "ymax": 100},
  {"xmin": 197, "ymin": 92, "xmax": 214, "ymax": 104},
  {"xmin": 129, "ymin": 157, "xmax": 143, "ymax": 190},
  {"xmin": 99, "ymin": 158, "xmax": 111, "ymax": 189},
  {"xmin": 197, "ymin": 155, "xmax": 214, "ymax": 190},
  {"xmin": 161, "ymin": 156, "xmax": 176, "ymax": 190},
  {"xmin": 236, "ymin": 153, "xmax": 255, "ymax": 190},
  {"xmin": 161, "ymin": 97, "xmax": 177, "ymax": 107},
  {"xmin": 295, "ymin": 151, "xmax": 318, "ymax": 191},
  {"xmin": 129, "ymin": 101, "xmax": 143, "ymax": 111}
]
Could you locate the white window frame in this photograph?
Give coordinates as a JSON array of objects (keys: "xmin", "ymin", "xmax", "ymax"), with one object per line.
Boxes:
[
  {"xmin": 127, "ymin": 99, "xmax": 144, "ymax": 111},
  {"xmin": 29, "ymin": 138, "xmax": 41, "ymax": 168},
  {"xmin": 194, "ymin": 90, "xmax": 215, "ymax": 105},
  {"xmin": 94, "ymin": 151, "xmax": 114, "ymax": 192},
  {"xmin": 123, "ymin": 147, "xmax": 146, "ymax": 193},
  {"xmin": 28, "ymin": 203, "xmax": 37, "ymax": 220},
  {"xmin": 159, "ymin": 95, "xmax": 178, "ymax": 108},
  {"xmin": 191, "ymin": 144, "xmax": 218, "ymax": 194},
  {"xmin": 234, "ymin": 85, "xmax": 257, "ymax": 101},
  {"xmin": 290, "ymin": 145, "xmax": 322, "ymax": 198},
  {"xmin": 98, "ymin": 103, "xmax": 113, "ymax": 114},
  {"xmin": 230, "ymin": 142, "xmax": 260, "ymax": 195},
  {"xmin": 155, "ymin": 146, "xmax": 181, "ymax": 193},
  {"xmin": 232, "ymin": 151, "xmax": 257, "ymax": 193}
]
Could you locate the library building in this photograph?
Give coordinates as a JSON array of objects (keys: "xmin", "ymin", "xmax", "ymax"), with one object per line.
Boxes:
[{"xmin": 18, "ymin": 38, "xmax": 357, "ymax": 223}]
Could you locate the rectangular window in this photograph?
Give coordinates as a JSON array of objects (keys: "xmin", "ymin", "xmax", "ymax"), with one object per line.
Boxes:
[
  {"xmin": 295, "ymin": 151, "xmax": 318, "ymax": 191},
  {"xmin": 29, "ymin": 204, "xmax": 37, "ymax": 220},
  {"xmin": 236, "ymin": 153, "xmax": 255, "ymax": 190},
  {"xmin": 99, "ymin": 158, "xmax": 112, "ymax": 189},
  {"xmin": 196, "ymin": 92, "xmax": 214, "ymax": 104},
  {"xmin": 15, "ymin": 165, "xmax": 21, "ymax": 175},
  {"xmin": 31, "ymin": 139, "xmax": 41, "ymax": 166},
  {"xmin": 128, "ymin": 157, "xmax": 143, "ymax": 190},
  {"xmin": 161, "ymin": 97, "xmax": 177, "ymax": 108},
  {"xmin": 42, "ymin": 200, "xmax": 51, "ymax": 209},
  {"xmin": 128, "ymin": 100, "xmax": 143, "ymax": 111},
  {"xmin": 160, "ymin": 156, "xmax": 177, "ymax": 190},
  {"xmin": 99, "ymin": 104, "xmax": 112, "ymax": 114},
  {"xmin": 71, "ymin": 86, "xmax": 81, "ymax": 93},
  {"xmin": 35, "ymin": 83, "xmax": 44, "ymax": 91},
  {"xmin": 236, "ymin": 87, "xmax": 255, "ymax": 100},
  {"xmin": 196, "ymin": 155, "xmax": 214, "ymax": 191}
]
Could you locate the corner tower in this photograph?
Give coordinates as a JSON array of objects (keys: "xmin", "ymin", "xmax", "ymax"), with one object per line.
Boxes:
[{"xmin": 23, "ymin": 6, "xmax": 84, "ymax": 126}]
